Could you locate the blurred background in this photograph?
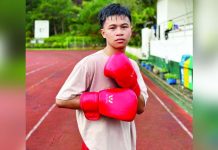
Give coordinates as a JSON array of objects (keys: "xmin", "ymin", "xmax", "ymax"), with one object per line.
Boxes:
[
  {"xmin": 25, "ymin": 0, "xmax": 157, "ymax": 49},
  {"xmin": 0, "ymin": 0, "xmax": 25, "ymax": 150}
]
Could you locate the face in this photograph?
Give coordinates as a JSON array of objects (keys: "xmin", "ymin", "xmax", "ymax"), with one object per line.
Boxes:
[{"xmin": 101, "ymin": 15, "xmax": 132, "ymax": 50}]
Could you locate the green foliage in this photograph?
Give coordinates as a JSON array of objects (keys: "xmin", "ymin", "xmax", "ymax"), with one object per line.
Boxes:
[
  {"xmin": 26, "ymin": 34, "xmax": 106, "ymax": 48},
  {"xmin": 76, "ymin": 0, "xmax": 112, "ymax": 35},
  {"xmin": 26, "ymin": 0, "xmax": 157, "ymax": 47},
  {"xmin": 140, "ymin": 0, "xmax": 157, "ymax": 6},
  {"xmin": 125, "ymin": 51, "xmax": 138, "ymax": 61},
  {"xmin": 26, "ymin": 0, "xmax": 79, "ymax": 35},
  {"xmin": 113, "ymin": 0, "xmax": 156, "ymax": 46},
  {"xmin": 26, "ymin": 31, "xmax": 31, "ymax": 37},
  {"xmin": 114, "ymin": 0, "xmax": 138, "ymax": 10},
  {"xmin": 26, "ymin": 43, "xmax": 31, "ymax": 48},
  {"xmin": 159, "ymin": 67, "xmax": 168, "ymax": 73},
  {"xmin": 130, "ymin": 6, "xmax": 156, "ymax": 46},
  {"xmin": 164, "ymin": 73, "xmax": 178, "ymax": 79},
  {"xmin": 26, "ymin": 37, "xmax": 31, "ymax": 43}
]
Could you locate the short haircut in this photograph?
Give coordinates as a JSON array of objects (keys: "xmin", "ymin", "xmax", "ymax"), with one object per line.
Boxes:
[{"xmin": 98, "ymin": 3, "xmax": 132, "ymax": 28}]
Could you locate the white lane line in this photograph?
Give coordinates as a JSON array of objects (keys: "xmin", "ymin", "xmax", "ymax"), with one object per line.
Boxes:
[
  {"xmin": 26, "ymin": 62, "xmax": 39, "ymax": 68},
  {"xmin": 26, "ymin": 72, "xmax": 55, "ymax": 92},
  {"xmin": 26, "ymin": 62, "xmax": 57, "ymax": 76},
  {"xmin": 147, "ymin": 87, "xmax": 193, "ymax": 139},
  {"xmin": 26, "ymin": 104, "xmax": 56, "ymax": 141},
  {"xmin": 26, "ymin": 62, "xmax": 72, "ymax": 92},
  {"xmin": 26, "ymin": 62, "xmax": 73, "ymax": 140}
]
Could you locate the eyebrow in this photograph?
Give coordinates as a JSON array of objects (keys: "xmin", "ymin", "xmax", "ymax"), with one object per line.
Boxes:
[{"xmin": 108, "ymin": 23, "xmax": 129, "ymax": 27}]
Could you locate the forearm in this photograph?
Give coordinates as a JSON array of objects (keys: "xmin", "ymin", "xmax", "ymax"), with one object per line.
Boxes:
[
  {"xmin": 56, "ymin": 96, "xmax": 81, "ymax": 110},
  {"xmin": 137, "ymin": 94, "xmax": 145, "ymax": 114},
  {"xmin": 56, "ymin": 90, "xmax": 144, "ymax": 114}
]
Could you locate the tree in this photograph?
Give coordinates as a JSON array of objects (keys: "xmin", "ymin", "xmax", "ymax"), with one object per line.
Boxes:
[
  {"xmin": 26, "ymin": 0, "xmax": 41, "ymax": 11},
  {"xmin": 114, "ymin": 0, "xmax": 157, "ymax": 46},
  {"xmin": 26, "ymin": 0, "xmax": 76, "ymax": 36},
  {"xmin": 26, "ymin": 0, "xmax": 157, "ymax": 47},
  {"xmin": 76, "ymin": 0, "xmax": 112, "ymax": 35},
  {"xmin": 37, "ymin": 0, "xmax": 74, "ymax": 35}
]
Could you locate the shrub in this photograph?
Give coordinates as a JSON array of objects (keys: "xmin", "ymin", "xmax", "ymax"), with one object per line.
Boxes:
[
  {"xmin": 159, "ymin": 67, "xmax": 168, "ymax": 73},
  {"xmin": 26, "ymin": 43, "xmax": 31, "ymax": 48},
  {"xmin": 164, "ymin": 73, "xmax": 178, "ymax": 79},
  {"xmin": 26, "ymin": 37, "xmax": 31, "ymax": 43}
]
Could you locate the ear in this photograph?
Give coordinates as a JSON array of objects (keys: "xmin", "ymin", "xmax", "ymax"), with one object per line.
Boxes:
[{"xmin": 100, "ymin": 29, "xmax": 106, "ymax": 38}]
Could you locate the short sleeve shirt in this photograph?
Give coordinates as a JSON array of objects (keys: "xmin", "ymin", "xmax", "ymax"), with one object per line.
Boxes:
[{"xmin": 56, "ymin": 50, "xmax": 148, "ymax": 150}]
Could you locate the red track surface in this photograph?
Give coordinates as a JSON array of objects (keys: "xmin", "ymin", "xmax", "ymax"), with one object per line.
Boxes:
[{"xmin": 26, "ymin": 50, "xmax": 192, "ymax": 150}]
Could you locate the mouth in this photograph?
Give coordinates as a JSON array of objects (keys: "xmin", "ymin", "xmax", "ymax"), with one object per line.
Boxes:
[{"xmin": 115, "ymin": 38, "xmax": 125, "ymax": 42}]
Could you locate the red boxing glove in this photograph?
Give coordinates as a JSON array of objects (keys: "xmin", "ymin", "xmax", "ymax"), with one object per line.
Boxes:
[
  {"xmin": 80, "ymin": 88, "xmax": 138, "ymax": 121},
  {"xmin": 104, "ymin": 52, "xmax": 140, "ymax": 96}
]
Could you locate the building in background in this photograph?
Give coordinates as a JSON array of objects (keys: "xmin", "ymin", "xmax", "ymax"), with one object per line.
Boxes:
[
  {"xmin": 140, "ymin": 0, "xmax": 193, "ymax": 89},
  {"xmin": 150, "ymin": 0, "xmax": 193, "ymax": 62}
]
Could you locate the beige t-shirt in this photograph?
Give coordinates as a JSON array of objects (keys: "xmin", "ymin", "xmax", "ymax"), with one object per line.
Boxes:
[{"xmin": 56, "ymin": 50, "xmax": 148, "ymax": 150}]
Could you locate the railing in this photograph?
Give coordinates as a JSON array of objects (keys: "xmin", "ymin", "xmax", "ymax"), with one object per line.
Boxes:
[{"xmin": 157, "ymin": 11, "xmax": 193, "ymax": 40}]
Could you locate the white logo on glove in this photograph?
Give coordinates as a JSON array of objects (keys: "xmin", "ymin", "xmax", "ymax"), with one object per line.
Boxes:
[{"xmin": 108, "ymin": 95, "xmax": 113, "ymax": 104}]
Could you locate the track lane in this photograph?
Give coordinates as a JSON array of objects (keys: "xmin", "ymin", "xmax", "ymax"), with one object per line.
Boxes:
[
  {"xmin": 26, "ymin": 50, "xmax": 96, "ymax": 133},
  {"xmin": 26, "ymin": 50, "xmax": 192, "ymax": 150}
]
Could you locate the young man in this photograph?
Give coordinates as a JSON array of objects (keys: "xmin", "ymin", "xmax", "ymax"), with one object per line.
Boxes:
[{"xmin": 56, "ymin": 3, "xmax": 148, "ymax": 150}]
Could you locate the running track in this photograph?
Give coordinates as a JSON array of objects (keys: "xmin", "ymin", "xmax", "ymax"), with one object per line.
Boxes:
[{"xmin": 26, "ymin": 50, "xmax": 192, "ymax": 150}]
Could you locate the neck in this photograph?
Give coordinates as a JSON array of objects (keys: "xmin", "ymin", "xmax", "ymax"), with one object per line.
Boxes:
[{"xmin": 103, "ymin": 45, "xmax": 126, "ymax": 56}]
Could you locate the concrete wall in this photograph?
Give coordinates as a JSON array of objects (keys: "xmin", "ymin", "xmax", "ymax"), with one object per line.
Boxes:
[
  {"xmin": 167, "ymin": 0, "xmax": 193, "ymax": 20},
  {"xmin": 150, "ymin": 36, "xmax": 193, "ymax": 62},
  {"xmin": 157, "ymin": 0, "xmax": 168, "ymax": 25},
  {"xmin": 157, "ymin": 0, "xmax": 193, "ymax": 24},
  {"xmin": 152, "ymin": 0, "xmax": 193, "ymax": 62}
]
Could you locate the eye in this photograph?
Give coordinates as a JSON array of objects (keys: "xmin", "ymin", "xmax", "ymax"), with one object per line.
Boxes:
[
  {"xmin": 109, "ymin": 27, "xmax": 116, "ymax": 30},
  {"xmin": 122, "ymin": 26, "xmax": 128, "ymax": 28}
]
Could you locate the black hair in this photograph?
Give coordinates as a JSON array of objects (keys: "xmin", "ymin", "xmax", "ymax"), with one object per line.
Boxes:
[{"xmin": 98, "ymin": 3, "xmax": 132, "ymax": 28}]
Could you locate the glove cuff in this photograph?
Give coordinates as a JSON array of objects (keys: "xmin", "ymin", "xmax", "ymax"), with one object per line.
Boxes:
[{"xmin": 80, "ymin": 92, "xmax": 100, "ymax": 120}]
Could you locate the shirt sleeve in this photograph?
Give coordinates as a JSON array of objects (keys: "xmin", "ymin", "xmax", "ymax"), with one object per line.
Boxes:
[
  {"xmin": 130, "ymin": 59, "xmax": 149, "ymax": 105},
  {"xmin": 56, "ymin": 58, "xmax": 93, "ymax": 100}
]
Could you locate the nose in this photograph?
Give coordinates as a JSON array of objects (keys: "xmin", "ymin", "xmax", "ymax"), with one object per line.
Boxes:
[{"xmin": 115, "ymin": 28, "xmax": 124, "ymax": 36}]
